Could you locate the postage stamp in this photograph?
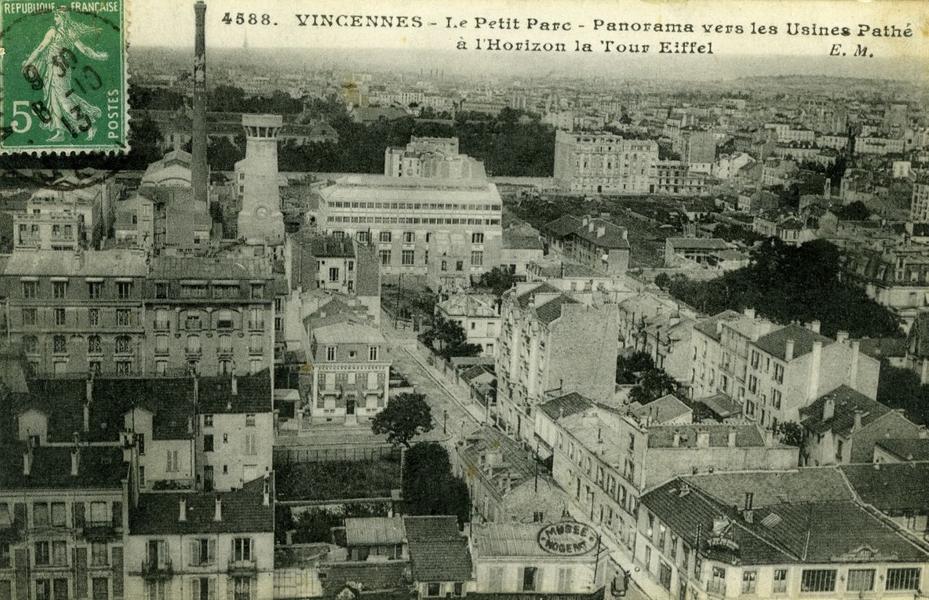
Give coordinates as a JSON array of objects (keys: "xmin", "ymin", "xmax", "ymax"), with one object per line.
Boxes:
[{"xmin": 0, "ymin": 0, "xmax": 128, "ymax": 154}]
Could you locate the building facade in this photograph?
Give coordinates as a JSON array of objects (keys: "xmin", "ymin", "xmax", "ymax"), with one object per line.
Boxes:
[{"xmin": 553, "ymin": 130, "xmax": 657, "ymax": 194}]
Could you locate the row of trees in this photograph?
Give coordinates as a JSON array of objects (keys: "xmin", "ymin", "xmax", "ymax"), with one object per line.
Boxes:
[{"xmin": 658, "ymin": 238, "xmax": 900, "ymax": 339}]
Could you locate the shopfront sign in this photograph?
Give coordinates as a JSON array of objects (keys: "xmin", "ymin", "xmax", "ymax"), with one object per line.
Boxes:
[{"xmin": 537, "ymin": 521, "xmax": 598, "ymax": 555}]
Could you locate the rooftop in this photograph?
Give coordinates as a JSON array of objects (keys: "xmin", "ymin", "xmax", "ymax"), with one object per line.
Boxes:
[
  {"xmin": 196, "ymin": 371, "xmax": 273, "ymax": 414},
  {"xmin": 3, "ymin": 249, "xmax": 148, "ymax": 277},
  {"xmin": 840, "ymin": 462, "xmax": 929, "ymax": 512},
  {"xmin": 0, "ymin": 444, "xmax": 126, "ymax": 490},
  {"xmin": 799, "ymin": 385, "xmax": 893, "ymax": 436},
  {"xmin": 646, "ymin": 423, "xmax": 766, "ymax": 449},
  {"xmin": 471, "ymin": 522, "xmax": 597, "ymax": 559},
  {"xmin": 345, "ymin": 517, "xmax": 406, "ymax": 547},
  {"xmin": 629, "ymin": 394, "xmax": 692, "ymax": 425},
  {"xmin": 311, "ymin": 321, "xmax": 386, "ymax": 346},
  {"xmin": 149, "ymin": 256, "xmax": 272, "ymax": 280},
  {"xmin": 129, "ymin": 476, "xmax": 273, "ymax": 535},
  {"xmin": 666, "ymin": 237, "xmax": 730, "ymax": 251},
  {"xmin": 538, "ymin": 392, "xmax": 595, "ymax": 422},
  {"xmin": 754, "ymin": 324, "xmax": 833, "ymax": 362},
  {"xmin": 874, "ymin": 438, "xmax": 929, "ymax": 462},
  {"xmin": 542, "ymin": 215, "xmax": 629, "ymax": 250},
  {"xmin": 404, "ymin": 516, "xmax": 473, "ymax": 582}
]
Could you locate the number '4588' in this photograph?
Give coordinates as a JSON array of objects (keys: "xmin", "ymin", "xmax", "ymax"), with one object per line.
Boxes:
[{"xmin": 221, "ymin": 13, "xmax": 271, "ymax": 25}]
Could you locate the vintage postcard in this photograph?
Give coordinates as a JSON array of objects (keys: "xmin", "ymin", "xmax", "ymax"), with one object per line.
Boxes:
[{"xmin": 0, "ymin": 1, "xmax": 927, "ymax": 600}]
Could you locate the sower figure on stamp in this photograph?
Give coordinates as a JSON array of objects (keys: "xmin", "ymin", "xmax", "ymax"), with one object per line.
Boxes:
[{"xmin": 21, "ymin": 8, "xmax": 109, "ymax": 142}]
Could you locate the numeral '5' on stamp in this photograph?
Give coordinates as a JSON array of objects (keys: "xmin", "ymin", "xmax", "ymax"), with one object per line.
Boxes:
[{"xmin": 0, "ymin": 0, "xmax": 127, "ymax": 154}]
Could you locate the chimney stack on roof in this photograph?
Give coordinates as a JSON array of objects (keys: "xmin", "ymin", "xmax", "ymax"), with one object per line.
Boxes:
[
  {"xmin": 22, "ymin": 445, "xmax": 32, "ymax": 476},
  {"xmin": 809, "ymin": 320, "xmax": 821, "ymax": 334},
  {"xmin": 70, "ymin": 447, "xmax": 80, "ymax": 477},
  {"xmin": 696, "ymin": 430, "xmax": 710, "ymax": 448},
  {"xmin": 744, "ymin": 308, "xmax": 756, "ymax": 319},
  {"xmin": 213, "ymin": 496, "xmax": 222, "ymax": 522},
  {"xmin": 596, "ymin": 225, "xmax": 606, "ymax": 238},
  {"xmin": 836, "ymin": 330, "xmax": 849, "ymax": 344},
  {"xmin": 785, "ymin": 338, "xmax": 795, "ymax": 362},
  {"xmin": 823, "ymin": 397, "xmax": 835, "ymax": 421},
  {"xmin": 853, "ymin": 409, "xmax": 863, "ymax": 432},
  {"xmin": 231, "ymin": 375, "xmax": 238, "ymax": 396},
  {"xmin": 727, "ymin": 429, "xmax": 737, "ymax": 447},
  {"xmin": 672, "ymin": 431, "xmax": 681, "ymax": 447},
  {"xmin": 262, "ymin": 475, "xmax": 271, "ymax": 507},
  {"xmin": 178, "ymin": 498, "xmax": 187, "ymax": 522}
]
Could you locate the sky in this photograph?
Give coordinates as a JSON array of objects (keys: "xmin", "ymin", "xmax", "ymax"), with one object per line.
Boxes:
[{"xmin": 129, "ymin": 0, "xmax": 929, "ymax": 61}]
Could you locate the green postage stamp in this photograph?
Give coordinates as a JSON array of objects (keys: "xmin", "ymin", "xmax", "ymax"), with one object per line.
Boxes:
[{"xmin": 0, "ymin": 0, "xmax": 127, "ymax": 154}]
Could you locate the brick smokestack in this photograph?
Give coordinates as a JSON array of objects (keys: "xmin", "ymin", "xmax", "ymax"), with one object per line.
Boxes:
[{"xmin": 192, "ymin": 1, "xmax": 208, "ymax": 207}]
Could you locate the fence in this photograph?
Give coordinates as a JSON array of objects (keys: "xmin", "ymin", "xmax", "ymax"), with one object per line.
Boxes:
[{"xmin": 273, "ymin": 444, "xmax": 398, "ymax": 465}]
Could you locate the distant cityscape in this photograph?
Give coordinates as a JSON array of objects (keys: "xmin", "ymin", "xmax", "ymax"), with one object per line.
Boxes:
[{"xmin": 2, "ymin": 2, "xmax": 929, "ymax": 600}]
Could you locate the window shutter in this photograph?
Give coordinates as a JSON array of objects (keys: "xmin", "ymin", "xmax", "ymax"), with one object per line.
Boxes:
[
  {"xmin": 231, "ymin": 539, "xmax": 236, "ymax": 562},
  {"xmin": 190, "ymin": 579, "xmax": 198, "ymax": 600},
  {"xmin": 111, "ymin": 501, "xmax": 122, "ymax": 528},
  {"xmin": 208, "ymin": 577, "xmax": 216, "ymax": 600},
  {"xmin": 226, "ymin": 578, "xmax": 233, "ymax": 600},
  {"xmin": 72, "ymin": 502, "xmax": 85, "ymax": 529},
  {"xmin": 207, "ymin": 539, "xmax": 215, "ymax": 563},
  {"xmin": 189, "ymin": 541, "xmax": 199, "ymax": 566}
]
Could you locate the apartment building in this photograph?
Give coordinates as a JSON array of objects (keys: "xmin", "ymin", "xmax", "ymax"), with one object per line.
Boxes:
[
  {"xmin": 910, "ymin": 181, "xmax": 929, "ymax": 223},
  {"xmin": 553, "ymin": 130, "xmax": 658, "ymax": 194},
  {"xmin": 14, "ymin": 200, "xmax": 82, "ymax": 251},
  {"xmin": 539, "ymin": 398, "xmax": 797, "ymax": 569},
  {"xmin": 125, "ymin": 477, "xmax": 274, "ymax": 600},
  {"xmin": 317, "ymin": 174, "xmax": 503, "ymax": 278},
  {"xmin": 195, "ymin": 372, "xmax": 274, "ymax": 492},
  {"xmin": 541, "ymin": 215, "xmax": 630, "ymax": 276},
  {"xmin": 145, "ymin": 257, "xmax": 275, "ymax": 377},
  {"xmin": 0, "ymin": 444, "xmax": 128, "ymax": 600},
  {"xmin": 435, "ymin": 293, "xmax": 501, "ymax": 357},
  {"xmin": 841, "ymin": 241, "xmax": 929, "ymax": 329},
  {"xmin": 635, "ymin": 470, "xmax": 929, "ymax": 600},
  {"xmin": 1, "ymin": 249, "xmax": 149, "ymax": 376},
  {"xmin": 799, "ymin": 386, "xmax": 924, "ymax": 466},
  {"xmin": 304, "ymin": 319, "xmax": 390, "ymax": 425},
  {"xmin": 495, "ymin": 282, "xmax": 619, "ymax": 442},
  {"xmin": 690, "ymin": 310, "xmax": 879, "ymax": 428}
]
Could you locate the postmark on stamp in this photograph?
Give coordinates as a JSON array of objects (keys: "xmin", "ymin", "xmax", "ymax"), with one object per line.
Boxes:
[{"xmin": 0, "ymin": 1, "xmax": 128, "ymax": 154}]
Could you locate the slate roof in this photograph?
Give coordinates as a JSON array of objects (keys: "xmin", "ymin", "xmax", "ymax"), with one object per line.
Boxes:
[
  {"xmin": 318, "ymin": 560, "xmax": 409, "ymax": 597},
  {"xmin": 874, "ymin": 438, "xmax": 929, "ymax": 462},
  {"xmin": 534, "ymin": 294, "xmax": 579, "ymax": 325},
  {"xmin": 646, "ymin": 424, "xmax": 765, "ymax": 448},
  {"xmin": 197, "ymin": 370, "xmax": 272, "ymax": 414},
  {"xmin": 799, "ymin": 385, "xmax": 892, "ymax": 436},
  {"xmin": 312, "ymin": 321, "xmax": 386, "ymax": 346},
  {"xmin": 404, "ymin": 516, "xmax": 473, "ymax": 582},
  {"xmin": 149, "ymin": 256, "xmax": 272, "ymax": 280},
  {"xmin": 840, "ymin": 462, "xmax": 929, "ymax": 512},
  {"xmin": 693, "ymin": 310, "xmax": 742, "ymax": 342},
  {"xmin": 695, "ymin": 392, "xmax": 741, "ymax": 419},
  {"xmin": 354, "ymin": 243, "xmax": 381, "ymax": 297},
  {"xmin": 630, "ymin": 394, "xmax": 692, "ymax": 424},
  {"xmin": 643, "ymin": 476, "xmax": 929, "ymax": 565},
  {"xmin": 906, "ymin": 313, "xmax": 929, "ymax": 359},
  {"xmin": 3, "ymin": 249, "xmax": 148, "ymax": 277},
  {"xmin": 513, "ymin": 282, "xmax": 560, "ymax": 309},
  {"xmin": 310, "ymin": 235, "xmax": 355, "ymax": 258},
  {"xmin": 754, "ymin": 324, "xmax": 833, "ymax": 361},
  {"xmin": 538, "ymin": 392, "xmax": 595, "ymax": 421},
  {"xmin": 129, "ymin": 476, "xmax": 273, "ymax": 535},
  {"xmin": 684, "ymin": 468, "xmax": 850, "ymax": 508},
  {"xmin": 92, "ymin": 377, "xmax": 195, "ymax": 440},
  {"xmin": 471, "ymin": 522, "xmax": 596, "ymax": 558},
  {"xmin": 542, "ymin": 215, "xmax": 629, "ymax": 249},
  {"xmin": 0, "ymin": 444, "xmax": 126, "ymax": 489}
]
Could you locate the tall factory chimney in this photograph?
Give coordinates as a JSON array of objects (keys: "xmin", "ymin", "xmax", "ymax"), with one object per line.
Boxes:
[{"xmin": 192, "ymin": 1, "xmax": 208, "ymax": 207}]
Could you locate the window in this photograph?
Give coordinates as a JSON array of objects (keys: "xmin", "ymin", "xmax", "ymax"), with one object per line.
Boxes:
[
  {"xmin": 186, "ymin": 314, "xmax": 203, "ymax": 330},
  {"xmin": 23, "ymin": 335, "xmax": 38, "ymax": 354},
  {"xmin": 772, "ymin": 568, "xmax": 788, "ymax": 594},
  {"xmin": 470, "ymin": 251, "xmax": 483, "ymax": 266},
  {"xmin": 117, "ymin": 281, "xmax": 132, "ymax": 299},
  {"xmin": 22, "ymin": 281, "xmax": 37, "ymax": 298},
  {"xmin": 659, "ymin": 561, "xmax": 672, "ymax": 590},
  {"xmin": 846, "ymin": 569, "xmax": 874, "ymax": 592},
  {"xmin": 248, "ymin": 308, "xmax": 263, "ymax": 330},
  {"xmin": 250, "ymin": 284, "xmax": 264, "ymax": 299},
  {"xmin": 32, "ymin": 543, "xmax": 56, "ymax": 572},
  {"xmin": 774, "ymin": 363, "xmax": 785, "ymax": 383},
  {"xmin": 190, "ymin": 538, "xmax": 214, "ymax": 566},
  {"xmin": 166, "ymin": 450, "xmax": 179, "ymax": 472},
  {"xmin": 453, "ymin": 582, "xmax": 463, "ymax": 597},
  {"xmin": 233, "ymin": 578, "xmax": 252, "ymax": 600},
  {"xmin": 326, "ymin": 346, "xmax": 336, "ymax": 361},
  {"xmin": 203, "ymin": 414, "xmax": 213, "ymax": 428},
  {"xmin": 89, "ymin": 308, "xmax": 100, "ymax": 327},
  {"xmin": 800, "ymin": 569, "xmax": 836, "ymax": 593},
  {"xmin": 708, "ymin": 567, "xmax": 726, "ymax": 594},
  {"xmin": 116, "ymin": 336, "xmax": 131, "ymax": 354},
  {"xmin": 245, "ymin": 414, "xmax": 256, "ymax": 427},
  {"xmin": 53, "ymin": 281, "xmax": 67, "ymax": 299},
  {"xmin": 51, "ymin": 541, "xmax": 67, "ymax": 566},
  {"xmin": 51, "ymin": 502, "xmax": 66, "ymax": 527},
  {"xmin": 522, "ymin": 566, "xmax": 538, "ymax": 592},
  {"xmin": 155, "ymin": 282, "xmax": 168, "ymax": 299},
  {"xmin": 403, "ymin": 231, "xmax": 415, "ymax": 243},
  {"xmin": 203, "ymin": 435, "xmax": 214, "ymax": 452},
  {"xmin": 187, "ymin": 335, "xmax": 201, "ymax": 354},
  {"xmin": 368, "ymin": 346, "xmax": 379, "ymax": 361},
  {"xmin": 117, "ymin": 309, "xmax": 130, "ymax": 327},
  {"xmin": 245, "ymin": 433, "xmax": 257, "ymax": 455},
  {"xmin": 401, "ymin": 250, "xmax": 415, "ymax": 265},
  {"xmin": 379, "ymin": 249, "xmax": 391, "ymax": 265},
  {"xmin": 742, "ymin": 570, "xmax": 757, "ymax": 594},
  {"xmin": 53, "ymin": 335, "xmax": 67, "ymax": 354},
  {"xmin": 886, "ymin": 567, "xmax": 920, "ymax": 591},
  {"xmin": 232, "ymin": 538, "xmax": 253, "ymax": 562},
  {"xmin": 35, "ymin": 580, "xmax": 51, "ymax": 600},
  {"xmin": 455, "ymin": 260, "xmax": 464, "ymax": 271},
  {"xmin": 91, "ymin": 542, "xmax": 108, "ymax": 566},
  {"xmin": 22, "ymin": 308, "xmax": 36, "ymax": 326},
  {"xmin": 216, "ymin": 310, "xmax": 234, "ymax": 330},
  {"xmin": 426, "ymin": 583, "xmax": 441, "ymax": 597},
  {"xmin": 379, "ymin": 231, "xmax": 392, "ymax": 243},
  {"xmin": 249, "ymin": 335, "xmax": 262, "ymax": 353},
  {"xmin": 557, "ymin": 568, "xmax": 574, "ymax": 592},
  {"xmin": 191, "ymin": 577, "xmax": 213, "ymax": 600},
  {"xmin": 54, "ymin": 308, "xmax": 66, "ymax": 326}
]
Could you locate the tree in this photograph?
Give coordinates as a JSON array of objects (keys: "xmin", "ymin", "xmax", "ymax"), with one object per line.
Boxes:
[
  {"xmin": 835, "ymin": 201, "xmax": 871, "ymax": 221},
  {"xmin": 420, "ymin": 313, "xmax": 482, "ymax": 360},
  {"xmin": 371, "ymin": 393, "xmax": 433, "ymax": 448},
  {"xmin": 774, "ymin": 421, "xmax": 804, "ymax": 447},
  {"xmin": 616, "ymin": 351, "xmax": 655, "ymax": 384},
  {"xmin": 629, "ymin": 368, "xmax": 679, "ymax": 404},
  {"xmin": 403, "ymin": 442, "xmax": 470, "ymax": 526},
  {"xmin": 475, "ymin": 266, "xmax": 517, "ymax": 297}
]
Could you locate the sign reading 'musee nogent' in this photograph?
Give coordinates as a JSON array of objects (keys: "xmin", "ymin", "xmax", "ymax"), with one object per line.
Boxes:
[{"xmin": 538, "ymin": 521, "xmax": 598, "ymax": 556}]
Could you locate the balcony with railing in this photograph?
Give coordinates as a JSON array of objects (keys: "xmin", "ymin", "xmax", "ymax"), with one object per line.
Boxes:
[
  {"xmin": 80, "ymin": 520, "xmax": 120, "ymax": 542},
  {"xmin": 227, "ymin": 558, "xmax": 258, "ymax": 575}
]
